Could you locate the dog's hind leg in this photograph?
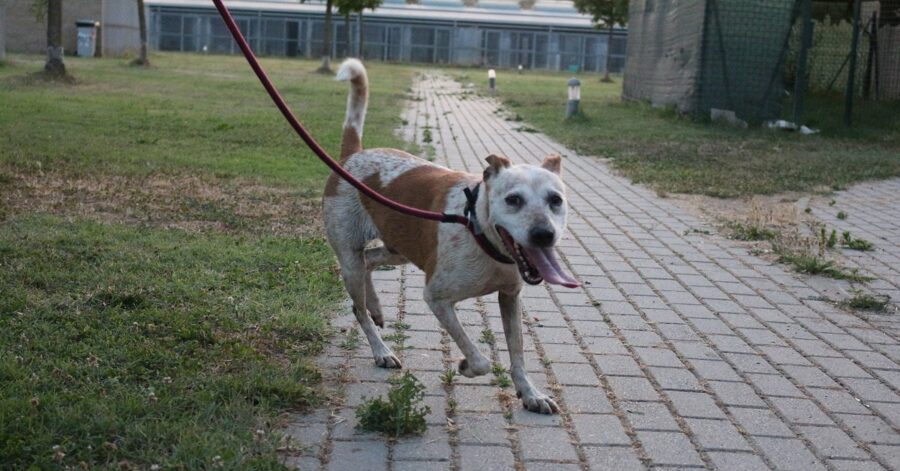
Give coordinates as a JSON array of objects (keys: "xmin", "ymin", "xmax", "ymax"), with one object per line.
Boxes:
[
  {"xmin": 425, "ymin": 292, "xmax": 491, "ymax": 378},
  {"xmin": 336, "ymin": 248, "xmax": 401, "ymax": 369},
  {"xmin": 364, "ymin": 246, "xmax": 409, "ymax": 328},
  {"xmin": 499, "ymin": 291, "xmax": 559, "ymax": 414}
]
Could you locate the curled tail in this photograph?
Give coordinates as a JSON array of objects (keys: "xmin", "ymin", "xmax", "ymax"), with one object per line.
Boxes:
[{"xmin": 336, "ymin": 59, "xmax": 369, "ymax": 159}]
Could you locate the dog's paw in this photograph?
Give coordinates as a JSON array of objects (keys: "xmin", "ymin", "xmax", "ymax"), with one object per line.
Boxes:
[
  {"xmin": 519, "ymin": 390, "xmax": 560, "ymax": 415},
  {"xmin": 374, "ymin": 353, "xmax": 402, "ymax": 369},
  {"xmin": 458, "ymin": 357, "xmax": 491, "ymax": 378}
]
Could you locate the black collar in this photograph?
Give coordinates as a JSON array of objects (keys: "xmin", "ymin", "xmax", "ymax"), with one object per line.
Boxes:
[{"xmin": 463, "ymin": 183, "xmax": 515, "ymax": 265}]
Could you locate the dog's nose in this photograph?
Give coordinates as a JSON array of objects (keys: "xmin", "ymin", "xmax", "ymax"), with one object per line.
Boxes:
[{"xmin": 529, "ymin": 227, "xmax": 555, "ymax": 248}]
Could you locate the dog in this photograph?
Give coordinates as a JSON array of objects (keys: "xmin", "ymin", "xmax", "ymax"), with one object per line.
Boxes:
[{"xmin": 323, "ymin": 59, "xmax": 579, "ymax": 414}]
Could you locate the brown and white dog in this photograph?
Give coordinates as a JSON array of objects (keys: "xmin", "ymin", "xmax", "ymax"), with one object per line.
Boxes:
[{"xmin": 324, "ymin": 59, "xmax": 579, "ymax": 414}]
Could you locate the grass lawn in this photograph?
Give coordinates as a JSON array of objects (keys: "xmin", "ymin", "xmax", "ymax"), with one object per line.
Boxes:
[
  {"xmin": 0, "ymin": 53, "xmax": 416, "ymax": 469},
  {"xmin": 461, "ymin": 70, "xmax": 900, "ymax": 198}
]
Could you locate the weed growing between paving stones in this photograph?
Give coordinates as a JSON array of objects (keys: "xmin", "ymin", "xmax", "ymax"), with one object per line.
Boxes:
[
  {"xmin": 842, "ymin": 231, "xmax": 874, "ymax": 251},
  {"xmin": 356, "ymin": 372, "xmax": 430, "ymax": 437},
  {"xmin": 774, "ymin": 248, "xmax": 872, "ymax": 282},
  {"xmin": 441, "ymin": 368, "xmax": 457, "ymax": 386},
  {"xmin": 727, "ymin": 221, "xmax": 777, "ymax": 241},
  {"xmin": 841, "ymin": 290, "xmax": 891, "ymax": 312},
  {"xmin": 341, "ymin": 328, "xmax": 361, "ymax": 351},
  {"xmin": 490, "ymin": 363, "xmax": 512, "ymax": 388},
  {"xmin": 479, "ymin": 328, "xmax": 496, "ymax": 346}
]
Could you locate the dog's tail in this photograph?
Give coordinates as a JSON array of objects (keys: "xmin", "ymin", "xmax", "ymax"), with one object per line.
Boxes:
[{"xmin": 336, "ymin": 59, "xmax": 368, "ymax": 159}]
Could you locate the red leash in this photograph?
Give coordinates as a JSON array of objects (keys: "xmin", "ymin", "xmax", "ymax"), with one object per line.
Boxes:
[
  {"xmin": 210, "ymin": 0, "xmax": 514, "ymax": 265},
  {"xmin": 211, "ymin": 0, "xmax": 462, "ymax": 225}
]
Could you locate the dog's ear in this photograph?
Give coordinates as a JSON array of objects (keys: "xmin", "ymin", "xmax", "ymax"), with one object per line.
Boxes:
[
  {"xmin": 483, "ymin": 154, "xmax": 512, "ymax": 180},
  {"xmin": 541, "ymin": 154, "xmax": 562, "ymax": 174}
]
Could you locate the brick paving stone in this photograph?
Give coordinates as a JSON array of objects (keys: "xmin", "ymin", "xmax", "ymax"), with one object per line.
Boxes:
[
  {"xmin": 551, "ymin": 362, "xmax": 600, "ymax": 386},
  {"xmin": 635, "ymin": 431, "xmax": 705, "ymax": 467},
  {"xmin": 623, "ymin": 401, "xmax": 681, "ymax": 431},
  {"xmin": 666, "ymin": 391, "xmax": 727, "ymax": 419},
  {"xmin": 607, "ymin": 376, "xmax": 662, "ymax": 402},
  {"xmin": 827, "ymin": 459, "xmax": 887, "ymax": 471},
  {"xmin": 455, "ymin": 413, "xmax": 509, "ymax": 445},
  {"xmin": 707, "ymin": 380, "xmax": 767, "ymax": 407},
  {"xmin": 327, "ymin": 440, "xmax": 388, "ymax": 471},
  {"xmin": 745, "ymin": 373, "xmax": 806, "ymax": 398},
  {"xmin": 560, "ymin": 385, "xmax": 614, "ymax": 414},
  {"xmin": 517, "ymin": 426, "xmax": 579, "ymax": 462},
  {"xmin": 684, "ymin": 418, "xmax": 753, "ymax": 451},
  {"xmin": 752, "ymin": 437, "xmax": 827, "ymax": 470},
  {"xmin": 594, "ymin": 354, "xmax": 644, "ymax": 377},
  {"xmin": 728, "ymin": 407, "xmax": 795, "ymax": 437},
  {"xmin": 649, "ymin": 367, "xmax": 705, "ymax": 392},
  {"xmin": 582, "ymin": 446, "xmax": 646, "ymax": 470},
  {"xmin": 705, "ymin": 451, "xmax": 769, "ymax": 471},
  {"xmin": 393, "ymin": 461, "xmax": 451, "ymax": 471},
  {"xmin": 282, "ymin": 74, "xmax": 900, "ymax": 471},
  {"xmin": 458, "ymin": 445, "xmax": 515, "ymax": 471},
  {"xmin": 798, "ymin": 425, "xmax": 869, "ymax": 459},
  {"xmin": 572, "ymin": 414, "xmax": 631, "ymax": 445}
]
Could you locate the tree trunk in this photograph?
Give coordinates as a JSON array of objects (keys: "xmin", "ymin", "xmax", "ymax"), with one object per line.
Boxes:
[
  {"xmin": 318, "ymin": 0, "xmax": 334, "ymax": 72},
  {"xmin": 358, "ymin": 12, "xmax": 364, "ymax": 59},
  {"xmin": 344, "ymin": 12, "xmax": 351, "ymax": 57},
  {"xmin": 602, "ymin": 24, "xmax": 613, "ymax": 82},
  {"xmin": 45, "ymin": 0, "xmax": 66, "ymax": 76},
  {"xmin": 134, "ymin": 0, "xmax": 150, "ymax": 66}
]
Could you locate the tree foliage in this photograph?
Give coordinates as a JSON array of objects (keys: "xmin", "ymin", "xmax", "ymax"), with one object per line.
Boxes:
[{"xmin": 572, "ymin": 0, "xmax": 629, "ymax": 29}]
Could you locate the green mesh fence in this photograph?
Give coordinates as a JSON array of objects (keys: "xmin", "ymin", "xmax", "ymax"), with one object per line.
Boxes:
[{"xmin": 624, "ymin": 0, "xmax": 900, "ymax": 127}]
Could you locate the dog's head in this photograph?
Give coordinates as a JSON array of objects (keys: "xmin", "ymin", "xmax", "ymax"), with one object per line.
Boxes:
[{"xmin": 482, "ymin": 154, "xmax": 579, "ymax": 288}]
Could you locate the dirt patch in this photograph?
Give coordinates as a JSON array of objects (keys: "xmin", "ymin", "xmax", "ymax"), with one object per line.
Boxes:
[{"xmin": 0, "ymin": 169, "xmax": 324, "ymax": 238}]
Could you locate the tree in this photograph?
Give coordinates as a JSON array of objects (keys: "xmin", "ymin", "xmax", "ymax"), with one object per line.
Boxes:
[
  {"xmin": 572, "ymin": 0, "xmax": 628, "ymax": 82},
  {"xmin": 44, "ymin": 0, "xmax": 66, "ymax": 76},
  {"xmin": 335, "ymin": 0, "xmax": 382, "ymax": 59},
  {"xmin": 299, "ymin": 0, "xmax": 336, "ymax": 72},
  {"xmin": 132, "ymin": 0, "xmax": 150, "ymax": 66}
]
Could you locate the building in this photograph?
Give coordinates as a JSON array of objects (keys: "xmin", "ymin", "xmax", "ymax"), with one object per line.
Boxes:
[
  {"xmin": 147, "ymin": 0, "xmax": 627, "ymax": 72},
  {"xmin": 1, "ymin": 0, "xmax": 141, "ymax": 57}
]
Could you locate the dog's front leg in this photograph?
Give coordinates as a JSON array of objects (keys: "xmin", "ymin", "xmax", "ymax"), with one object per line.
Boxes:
[
  {"xmin": 426, "ymin": 294, "xmax": 491, "ymax": 378},
  {"xmin": 499, "ymin": 291, "xmax": 560, "ymax": 414}
]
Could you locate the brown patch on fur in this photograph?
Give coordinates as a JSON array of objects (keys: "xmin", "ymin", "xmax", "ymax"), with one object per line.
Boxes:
[
  {"xmin": 340, "ymin": 126, "xmax": 362, "ymax": 160},
  {"xmin": 541, "ymin": 154, "xmax": 561, "ymax": 174},
  {"xmin": 484, "ymin": 154, "xmax": 512, "ymax": 180},
  {"xmin": 360, "ymin": 165, "xmax": 469, "ymax": 280}
]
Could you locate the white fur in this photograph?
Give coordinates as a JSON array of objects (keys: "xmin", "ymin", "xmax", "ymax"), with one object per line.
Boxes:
[
  {"xmin": 324, "ymin": 62, "xmax": 568, "ymax": 414},
  {"xmin": 336, "ymin": 58, "xmax": 368, "ymax": 138}
]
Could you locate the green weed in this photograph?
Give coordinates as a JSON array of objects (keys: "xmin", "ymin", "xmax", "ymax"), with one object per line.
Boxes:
[
  {"xmin": 841, "ymin": 290, "xmax": 890, "ymax": 312},
  {"xmin": 479, "ymin": 328, "xmax": 496, "ymax": 346},
  {"xmin": 775, "ymin": 248, "xmax": 872, "ymax": 282},
  {"xmin": 841, "ymin": 231, "xmax": 874, "ymax": 251},
  {"xmin": 356, "ymin": 372, "xmax": 430, "ymax": 437},
  {"xmin": 440, "ymin": 368, "xmax": 457, "ymax": 386},
  {"xmin": 727, "ymin": 222, "xmax": 777, "ymax": 241},
  {"xmin": 490, "ymin": 363, "xmax": 512, "ymax": 388}
]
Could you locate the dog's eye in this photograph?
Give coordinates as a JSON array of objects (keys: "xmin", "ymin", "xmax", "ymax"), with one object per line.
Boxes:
[
  {"xmin": 505, "ymin": 194, "xmax": 523, "ymax": 207},
  {"xmin": 547, "ymin": 193, "xmax": 563, "ymax": 207}
]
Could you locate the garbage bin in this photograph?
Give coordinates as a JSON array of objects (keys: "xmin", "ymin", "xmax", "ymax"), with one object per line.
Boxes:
[{"xmin": 76, "ymin": 20, "xmax": 99, "ymax": 57}]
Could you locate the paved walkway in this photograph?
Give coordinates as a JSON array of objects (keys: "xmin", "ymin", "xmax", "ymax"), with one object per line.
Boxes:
[{"xmin": 284, "ymin": 73, "xmax": 900, "ymax": 470}]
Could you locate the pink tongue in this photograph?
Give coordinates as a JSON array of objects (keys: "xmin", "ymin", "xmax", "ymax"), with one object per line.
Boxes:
[{"xmin": 522, "ymin": 247, "xmax": 581, "ymax": 288}]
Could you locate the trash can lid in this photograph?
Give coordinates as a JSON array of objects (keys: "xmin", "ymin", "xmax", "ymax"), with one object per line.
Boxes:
[{"xmin": 76, "ymin": 20, "xmax": 99, "ymax": 27}]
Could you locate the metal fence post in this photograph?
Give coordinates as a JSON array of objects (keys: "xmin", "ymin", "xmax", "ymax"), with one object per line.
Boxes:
[
  {"xmin": 793, "ymin": 0, "xmax": 813, "ymax": 125},
  {"xmin": 844, "ymin": 0, "xmax": 862, "ymax": 126}
]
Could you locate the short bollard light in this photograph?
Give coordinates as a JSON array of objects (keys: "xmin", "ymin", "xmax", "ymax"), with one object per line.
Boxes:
[
  {"xmin": 488, "ymin": 69, "xmax": 496, "ymax": 93},
  {"xmin": 566, "ymin": 77, "xmax": 581, "ymax": 119},
  {"xmin": 517, "ymin": 64, "xmax": 523, "ymax": 74}
]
